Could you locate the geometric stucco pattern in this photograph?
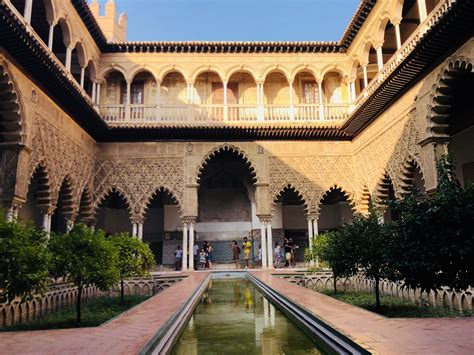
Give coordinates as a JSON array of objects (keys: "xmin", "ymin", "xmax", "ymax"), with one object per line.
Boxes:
[
  {"xmin": 353, "ymin": 111, "xmax": 423, "ymax": 200},
  {"xmin": 25, "ymin": 117, "xmax": 94, "ymax": 213},
  {"xmin": 93, "ymin": 157, "xmax": 184, "ymax": 220},
  {"xmin": 269, "ymin": 155, "xmax": 356, "ymax": 215}
]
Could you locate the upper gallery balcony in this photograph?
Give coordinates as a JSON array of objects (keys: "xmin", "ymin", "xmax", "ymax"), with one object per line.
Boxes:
[{"xmin": 98, "ymin": 69, "xmax": 351, "ymax": 125}]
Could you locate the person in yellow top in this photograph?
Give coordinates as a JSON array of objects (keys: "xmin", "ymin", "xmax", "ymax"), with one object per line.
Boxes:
[{"xmin": 242, "ymin": 236, "xmax": 252, "ymax": 269}]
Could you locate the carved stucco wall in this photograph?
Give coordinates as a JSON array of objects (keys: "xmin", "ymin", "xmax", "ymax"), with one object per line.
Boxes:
[
  {"xmin": 0, "ymin": 54, "xmax": 96, "ymax": 216},
  {"xmin": 93, "ymin": 156, "xmax": 184, "ymax": 221}
]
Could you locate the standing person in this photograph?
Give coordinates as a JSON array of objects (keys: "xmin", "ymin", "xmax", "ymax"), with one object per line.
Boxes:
[
  {"xmin": 231, "ymin": 240, "xmax": 240, "ymax": 269},
  {"xmin": 289, "ymin": 238, "xmax": 298, "ymax": 267},
  {"xmin": 202, "ymin": 241, "xmax": 209, "ymax": 268},
  {"xmin": 283, "ymin": 237, "xmax": 292, "ymax": 268},
  {"xmin": 175, "ymin": 245, "xmax": 183, "ymax": 271},
  {"xmin": 274, "ymin": 241, "xmax": 281, "ymax": 268},
  {"xmin": 199, "ymin": 248, "xmax": 207, "ymax": 270},
  {"xmin": 193, "ymin": 241, "xmax": 199, "ymax": 270},
  {"xmin": 242, "ymin": 237, "xmax": 252, "ymax": 269},
  {"xmin": 206, "ymin": 242, "xmax": 213, "ymax": 270},
  {"xmin": 257, "ymin": 243, "xmax": 262, "ymax": 267}
]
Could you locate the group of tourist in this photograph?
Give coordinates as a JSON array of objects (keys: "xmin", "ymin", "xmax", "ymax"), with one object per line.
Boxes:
[
  {"xmin": 175, "ymin": 236, "xmax": 299, "ymax": 271},
  {"xmin": 231, "ymin": 236, "xmax": 299, "ymax": 269},
  {"xmin": 174, "ymin": 241, "xmax": 214, "ymax": 271}
]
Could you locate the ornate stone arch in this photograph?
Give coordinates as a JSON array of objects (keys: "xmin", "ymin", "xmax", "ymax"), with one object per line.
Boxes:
[
  {"xmin": 77, "ymin": 185, "xmax": 94, "ymax": 224},
  {"xmin": 0, "ymin": 61, "xmax": 25, "ymax": 145},
  {"xmin": 318, "ymin": 185, "xmax": 356, "ymax": 213},
  {"xmin": 271, "ymin": 183, "xmax": 310, "ymax": 214},
  {"xmin": 399, "ymin": 155, "xmax": 426, "ymax": 196},
  {"xmin": 93, "ymin": 186, "xmax": 133, "ymax": 218},
  {"xmin": 53, "ymin": 174, "xmax": 75, "ymax": 220},
  {"xmin": 426, "ymin": 56, "xmax": 474, "ymax": 138},
  {"xmin": 355, "ymin": 185, "xmax": 372, "ymax": 215},
  {"xmin": 143, "ymin": 186, "xmax": 183, "ymax": 218},
  {"xmin": 195, "ymin": 144, "xmax": 259, "ymax": 185},
  {"xmin": 375, "ymin": 171, "xmax": 397, "ymax": 205},
  {"xmin": 27, "ymin": 163, "xmax": 52, "ymax": 212}
]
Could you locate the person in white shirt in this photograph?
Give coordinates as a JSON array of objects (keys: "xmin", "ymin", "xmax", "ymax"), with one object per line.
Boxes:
[
  {"xmin": 175, "ymin": 245, "xmax": 183, "ymax": 271},
  {"xmin": 193, "ymin": 241, "xmax": 199, "ymax": 270}
]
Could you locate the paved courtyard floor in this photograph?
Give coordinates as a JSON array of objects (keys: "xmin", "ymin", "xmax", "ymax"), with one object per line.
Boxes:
[
  {"xmin": 1, "ymin": 270, "xmax": 472, "ymax": 354},
  {"xmin": 251, "ymin": 270, "xmax": 474, "ymax": 355}
]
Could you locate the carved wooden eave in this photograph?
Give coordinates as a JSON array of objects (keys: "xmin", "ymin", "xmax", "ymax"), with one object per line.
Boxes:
[{"xmin": 101, "ymin": 124, "xmax": 349, "ymax": 142}]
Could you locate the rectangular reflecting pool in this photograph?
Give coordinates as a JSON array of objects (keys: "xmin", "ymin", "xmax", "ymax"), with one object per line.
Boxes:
[{"xmin": 171, "ymin": 278, "xmax": 323, "ymax": 354}]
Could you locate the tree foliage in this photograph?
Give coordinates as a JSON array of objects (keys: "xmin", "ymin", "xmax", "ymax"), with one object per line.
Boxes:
[
  {"xmin": 0, "ymin": 216, "xmax": 50, "ymax": 303},
  {"xmin": 49, "ymin": 224, "xmax": 119, "ymax": 322},
  {"xmin": 392, "ymin": 156, "xmax": 474, "ymax": 292},
  {"xmin": 343, "ymin": 208, "xmax": 397, "ymax": 308},
  {"xmin": 311, "ymin": 230, "xmax": 359, "ymax": 293},
  {"xmin": 109, "ymin": 233, "xmax": 155, "ymax": 304}
]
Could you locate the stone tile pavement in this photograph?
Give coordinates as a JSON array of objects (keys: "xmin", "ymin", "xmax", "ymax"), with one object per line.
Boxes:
[
  {"xmin": 251, "ymin": 270, "xmax": 474, "ymax": 355},
  {"xmin": 0, "ymin": 272, "xmax": 208, "ymax": 355}
]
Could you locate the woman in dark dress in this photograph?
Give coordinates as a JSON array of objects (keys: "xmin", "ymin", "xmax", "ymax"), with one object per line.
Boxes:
[{"xmin": 231, "ymin": 240, "xmax": 240, "ymax": 269}]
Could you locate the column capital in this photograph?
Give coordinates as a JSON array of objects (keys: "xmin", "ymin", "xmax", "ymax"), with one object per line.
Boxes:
[
  {"xmin": 258, "ymin": 215, "xmax": 272, "ymax": 224},
  {"xmin": 182, "ymin": 216, "xmax": 197, "ymax": 224},
  {"xmin": 306, "ymin": 212, "xmax": 319, "ymax": 220}
]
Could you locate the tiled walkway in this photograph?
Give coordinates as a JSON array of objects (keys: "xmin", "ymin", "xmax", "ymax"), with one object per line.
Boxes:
[
  {"xmin": 0, "ymin": 272, "xmax": 208, "ymax": 355},
  {"xmin": 251, "ymin": 270, "xmax": 474, "ymax": 355}
]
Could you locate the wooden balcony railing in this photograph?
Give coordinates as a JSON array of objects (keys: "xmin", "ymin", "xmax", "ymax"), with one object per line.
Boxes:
[{"xmin": 99, "ymin": 103, "xmax": 350, "ymax": 125}]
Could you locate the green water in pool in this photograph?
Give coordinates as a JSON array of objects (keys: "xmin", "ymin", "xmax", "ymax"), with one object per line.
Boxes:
[{"xmin": 172, "ymin": 278, "xmax": 323, "ymax": 354}]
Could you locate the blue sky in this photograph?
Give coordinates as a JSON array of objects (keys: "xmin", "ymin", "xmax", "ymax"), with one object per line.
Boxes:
[{"xmin": 106, "ymin": 0, "xmax": 360, "ymax": 42}]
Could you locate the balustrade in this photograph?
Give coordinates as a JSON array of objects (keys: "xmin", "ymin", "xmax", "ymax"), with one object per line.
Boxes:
[{"xmin": 99, "ymin": 103, "xmax": 351, "ymax": 124}]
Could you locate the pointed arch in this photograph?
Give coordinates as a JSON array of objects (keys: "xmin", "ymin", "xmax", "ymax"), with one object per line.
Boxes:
[
  {"xmin": 357, "ymin": 185, "xmax": 372, "ymax": 215},
  {"xmin": 77, "ymin": 186, "xmax": 94, "ymax": 224},
  {"xmin": 28, "ymin": 163, "xmax": 51, "ymax": 210},
  {"xmin": 272, "ymin": 183, "xmax": 309, "ymax": 213},
  {"xmin": 426, "ymin": 56, "xmax": 474, "ymax": 138},
  {"xmin": 93, "ymin": 186, "xmax": 132, "ymax": 217},
  {"xmin": 399, "ymin": 157, "xmax": 426, "ymax": 196},
  {"xmin": 318, "ymin": 185, "xmax": 356, "ymax": 211},
  {"xmin": 144, "ymin": 186, "xmax": 183, "ymax": 216},
  {"xmin": 196, "ymin": 144, "xmax": 258, "ymax": 185},
  {"xmin": 0, "ymin": 62, "xmax": 24, "ymax": 145},
  {"xmin": 375, "ymin": 171, "xmax": 396, "ymax": 206}
]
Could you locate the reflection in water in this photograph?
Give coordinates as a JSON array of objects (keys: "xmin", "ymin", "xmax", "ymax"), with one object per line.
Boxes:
[{"xmin": 172, "ymin": 279, "xmax": 321, "ymax": 354}]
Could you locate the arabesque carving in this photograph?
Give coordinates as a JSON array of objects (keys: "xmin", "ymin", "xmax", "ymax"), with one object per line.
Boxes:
[{"xmin": 93, "ymin": 157, "xmax": 184, "ymax": 219}]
